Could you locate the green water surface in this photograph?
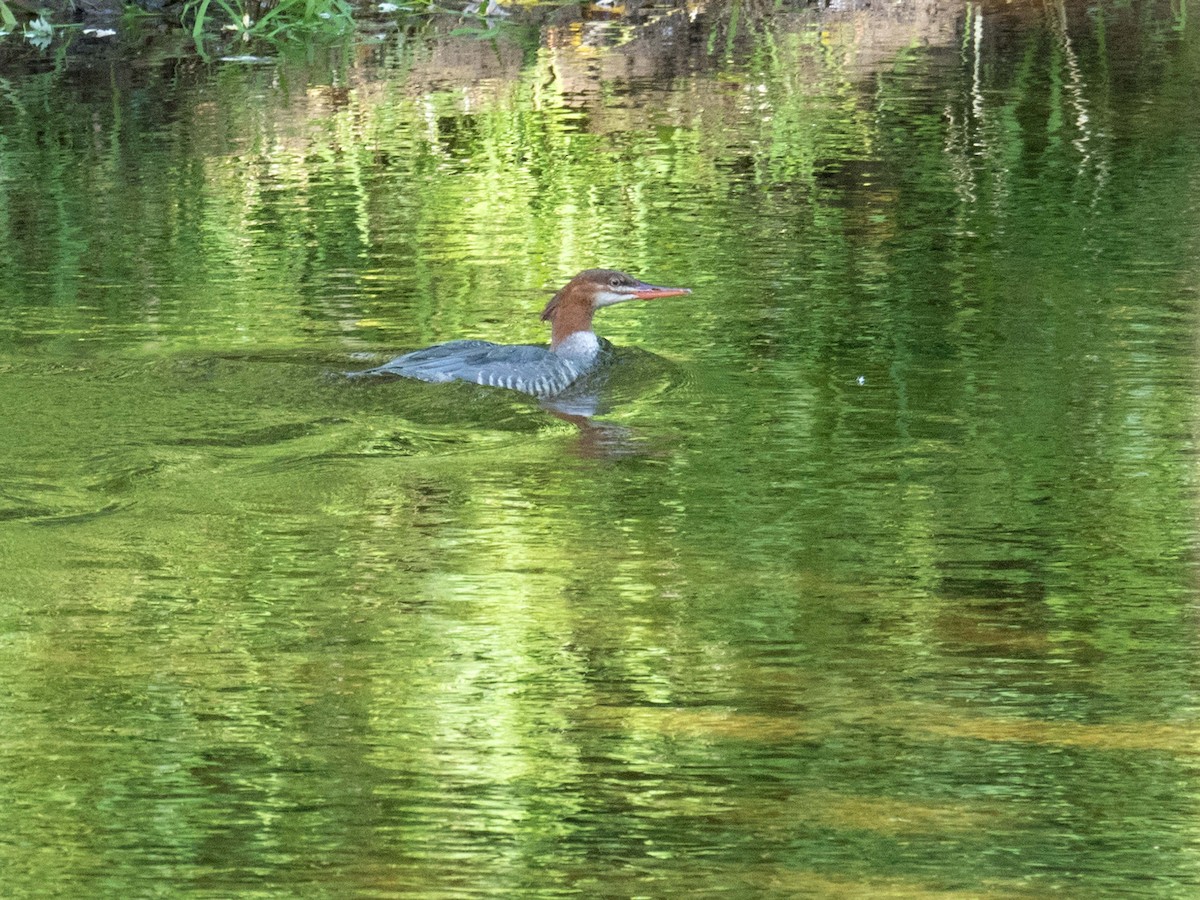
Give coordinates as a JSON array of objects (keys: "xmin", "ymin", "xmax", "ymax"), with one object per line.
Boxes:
[{"xmin": 1, "ymin": 1, "xmax": 1199, "ymax": 896}]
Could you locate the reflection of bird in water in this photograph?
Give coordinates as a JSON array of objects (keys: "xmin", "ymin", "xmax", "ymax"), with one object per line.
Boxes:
[
  {"xmin": 545, "ymin": 406, "xmax": 639, "ymax": 459},
  {"xmin": 350, "ymin": 269, "xmax": 691, "ymax": 398},
  {"xmin": 537, "ymin": 376, "xmax": 639, "ymax": 460}
]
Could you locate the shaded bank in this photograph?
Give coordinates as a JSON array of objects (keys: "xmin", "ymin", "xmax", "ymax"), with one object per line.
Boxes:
[{"xmin": 0, "ymin": 0, "xmax": 1067, "ymax": 70}]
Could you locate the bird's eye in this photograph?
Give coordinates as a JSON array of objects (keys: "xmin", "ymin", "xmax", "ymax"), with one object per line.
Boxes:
[{"xmin": 610, "ymin": 277, "xmax": 622, "ymax": 287}]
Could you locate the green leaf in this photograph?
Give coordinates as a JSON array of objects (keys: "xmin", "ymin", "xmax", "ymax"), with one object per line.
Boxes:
[{"xmin": 190, "ymin": 0, "xmax": 211, "ymax": 38}]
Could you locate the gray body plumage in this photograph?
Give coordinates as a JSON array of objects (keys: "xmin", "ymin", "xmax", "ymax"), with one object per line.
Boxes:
[{"xmin": 351, "ymin": 334, "xmax": 607, "ymax": 398}]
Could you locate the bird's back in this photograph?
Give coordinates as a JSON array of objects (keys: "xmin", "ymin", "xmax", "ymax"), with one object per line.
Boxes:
[{"xmin": 353, "ymin": 339, "xmax": 591, "ymax": 397}]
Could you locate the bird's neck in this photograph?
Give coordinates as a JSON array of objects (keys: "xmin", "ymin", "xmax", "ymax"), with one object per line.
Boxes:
[{"xmin": 548, "ymin": 297, "xmax": 597, "ymax": 351}]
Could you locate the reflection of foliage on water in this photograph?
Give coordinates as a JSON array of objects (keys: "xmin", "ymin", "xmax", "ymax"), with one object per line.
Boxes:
[
  {"xmin": 0, "ymin": 5, "xmax": 1192, "ymax": 577},
  {"xmin": 1, "ymin": 3, "xmax": 1199, "ymax": 895}
]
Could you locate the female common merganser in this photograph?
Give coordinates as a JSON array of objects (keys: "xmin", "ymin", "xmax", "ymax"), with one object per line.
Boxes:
[{"xmin": 353, "ymin": 269, "xmax": 691, "ymax": 397}]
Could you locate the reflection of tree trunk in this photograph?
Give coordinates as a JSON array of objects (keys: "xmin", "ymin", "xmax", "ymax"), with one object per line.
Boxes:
[
  {"xmin": 1047, "ymin": 0, "xmax": 1108, "ymax": 201},
  {"xmin": 943, "ymin": 3, "xmax": 985, "ymax": 210},
  {"xmin": 943, "ymin": 0, "xmax": 1110, "ymax": 219}
]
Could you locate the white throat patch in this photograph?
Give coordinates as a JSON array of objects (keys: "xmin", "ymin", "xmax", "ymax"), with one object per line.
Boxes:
[{"xmin": 553, "ymin": 331, "xmax": 602, "ymax": 361}]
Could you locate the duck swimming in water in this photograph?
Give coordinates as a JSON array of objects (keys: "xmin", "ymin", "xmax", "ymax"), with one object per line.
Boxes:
[{"xmin": 352, "ymin": 269, "xmax": 692, "ymax": 398}]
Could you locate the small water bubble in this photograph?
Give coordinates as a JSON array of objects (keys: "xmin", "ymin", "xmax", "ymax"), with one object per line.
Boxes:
[{"xmin": 856, "ymin": 375, "xmax": 866, "ymax": 386}]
